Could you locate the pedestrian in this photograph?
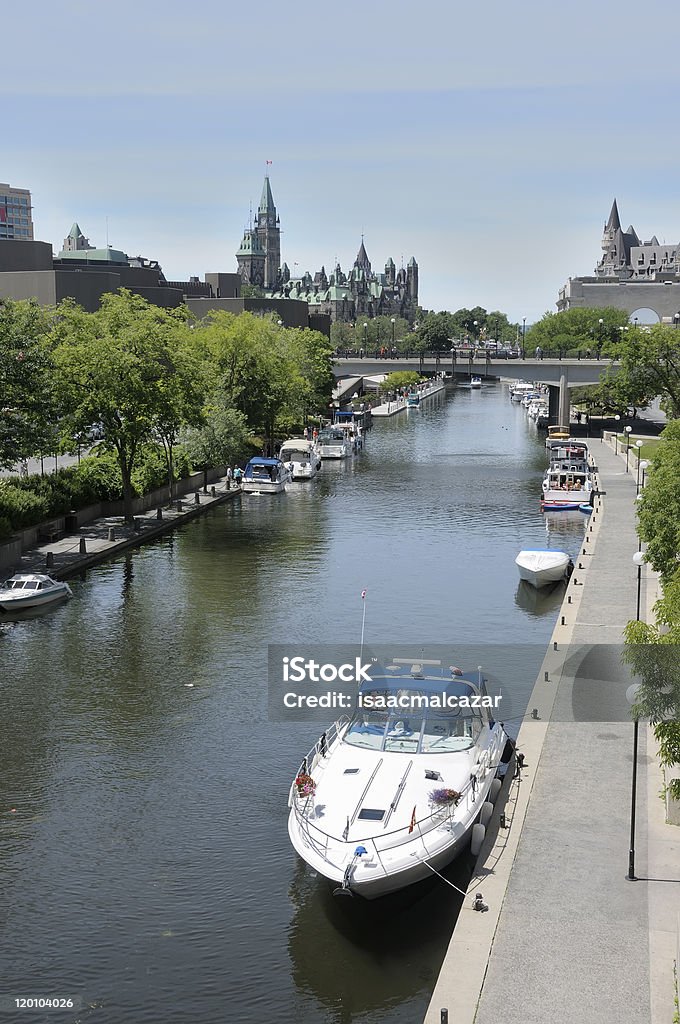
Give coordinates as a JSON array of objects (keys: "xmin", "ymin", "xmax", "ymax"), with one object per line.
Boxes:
[
  {"xmin": 586, "ymin": 347, "xmax": 591, "ymax": 359},
  {"xmin": 234, "ymin": 466, "xmax": 242, "ymax": 486},
  {"xmin": 303, "ymin": 425, "xmax": 309, "ymax": 441},
  {"xmin": 535, "ymin": 345, "xmax": 543, "ymax": 360},
  {"xmin": 575, "ymin": 411, "xmax": 582, "ymax": 424},
  {"xmin": 226, "ymin": 465, "xmax": 233, "ymax": 490},
  {"xmin": 312, "ymin": 427, "xmax": 318, "ymax": 442}
]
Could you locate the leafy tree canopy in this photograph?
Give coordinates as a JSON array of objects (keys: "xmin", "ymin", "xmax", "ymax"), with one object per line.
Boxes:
[{"xmin": 0, "ymin": 299, "xmax": 57, "ymax": 468}]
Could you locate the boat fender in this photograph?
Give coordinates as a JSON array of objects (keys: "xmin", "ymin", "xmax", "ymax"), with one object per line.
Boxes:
[
  {"xmin": 470, "ymin": 823, "xmax": 486, "ymax": 857},
  {"xmin": 479, "ymin": 801, "xmax": 494, "ymax": 827},
  {"xmin": 488, "ymin": 779, "xmax": 502, "ymax": 803},
  {"xmin": 450, "ymin": 666, "xmax": 463, "ymax": 676}
]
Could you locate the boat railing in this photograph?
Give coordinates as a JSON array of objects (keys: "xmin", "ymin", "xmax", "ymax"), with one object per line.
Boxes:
[{"xmin": 290, "ymin": 743, "xmax": 498, "ymax": 858}]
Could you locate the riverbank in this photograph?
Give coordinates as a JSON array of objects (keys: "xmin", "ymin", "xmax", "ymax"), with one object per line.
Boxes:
[
  {"xmin": 1, "ymin": 474, "xmax": 239, "ymax": 582},
  {"xmin": 425, "ymin": 437, "xmax": 678, "ymax": 1024}
]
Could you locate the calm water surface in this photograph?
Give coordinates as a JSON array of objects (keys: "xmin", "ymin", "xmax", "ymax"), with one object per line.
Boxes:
[{"xmin": 0, "ymin": 384, "xmax": 586, "ymax": 1024}]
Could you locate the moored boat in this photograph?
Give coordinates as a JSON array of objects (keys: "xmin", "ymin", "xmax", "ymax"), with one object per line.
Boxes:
[
  {"xmin": 241, "ymin": 457, "xmax": 290, "ymax": 493},
  {"xmin": 279, "ymin": 439, "xmax": 322, "ymax": 480},
  {"xmin": 470, "ymin": 377, "xmax": 482, "ymax": 389},
  {"xmin": 0, "ymin": 573, "xmax": 72, "ymax": 611},
  {"xmin": 515, "ymin": 550, "xmax": 571, "ymax": 588},
  {"xmin": 287, "ymin": 658, "xmax": 508, "ymax": 899},
  {"xmin": 317, "ymin": 428, "xmax": 352, "ymax": 459},
  {"xmin": 542, "ymin": 439, "xmax": 592, "ymax": 508}
]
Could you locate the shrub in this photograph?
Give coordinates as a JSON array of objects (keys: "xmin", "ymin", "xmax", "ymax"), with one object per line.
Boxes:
[
  {"xmin": 0, "ymin": 484, "xmax": 50, "ymax": 529},
  {"xmin": 0, "ymin": 516, "xmax": 13, "ymax": 541}
]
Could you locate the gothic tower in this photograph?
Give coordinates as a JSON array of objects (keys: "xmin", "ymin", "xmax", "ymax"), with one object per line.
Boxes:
[
  {"xmin": 236, "ymin": 229, "xmax": 266, "ymax": 287},
  {"xmin": 256, "ymin": 176, "xmax": 281, "ymax": 289},
  {"xmin": 406, "ymin": 256, "xmax": 418, "ymax": 302}
]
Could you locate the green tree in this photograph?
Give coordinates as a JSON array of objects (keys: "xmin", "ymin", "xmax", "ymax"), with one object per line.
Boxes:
[
  {"xmin": 181, "ymin": 397, "xmax": 252, "ymax": 469},
  {"xmin": 379, "ymin": 371, "xmax": 422, "ymax": 392},
  {"xmin": 526, "ymin": 307, "xmax": 629, "ymax": 354},
  {"xmin": 604, "ymin": 322, "xmax": 680, "ymax": 419},
  {"xmin": 635, "ymin": 419, "xmax": 680, "ymax": 580},
  {"xmin": 416, "ymin": 312, "xmax": 456, "ymax": 351},
  {"xmin": 0, "ymin": 299, "xmax": 57, "ymax": 468},
  {"xmin": 53, "ymin": 290, "xmax": 204, "ymax": 522}
]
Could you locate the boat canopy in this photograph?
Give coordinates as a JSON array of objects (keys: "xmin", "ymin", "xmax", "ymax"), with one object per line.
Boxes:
[{"xmin": 246, "ymin": 457, "xmax": 283, "ymax": 467}]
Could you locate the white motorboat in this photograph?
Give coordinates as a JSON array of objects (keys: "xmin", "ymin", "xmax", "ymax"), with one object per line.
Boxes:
[
  {"xmin": 317, "ymin": 428, "xmax": 351, "ymax": 459},
  {"xmin": 470, "ymin": 377, "xmax": 482, "ymax": 389},
  {"xmin": 241, "ymin": 457, "xmax": 290, "ymax": 493},
  {"xmin": 510, "ymin": 382, "xmax": 536, "ymax": 402},
  {"xmin": 0, "ymin": 573, "xmax": 72, "ymax": 610},
  {"xmin": 515, "ymin": 550, "xmax": 571, "ymax": 587},
  {"xmin": 279, "ymin": 439, "xmax": 321, "ymax": 480},
  {"xmin": 287, "ymin": 658, "xmax": 508, "ymax": 899},
  {"xmin": 542, "ymin": 440, "xmax": 592, "ymax": 508}
]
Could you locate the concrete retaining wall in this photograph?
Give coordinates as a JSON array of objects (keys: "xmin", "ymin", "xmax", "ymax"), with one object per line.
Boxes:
[{"xmin": 0, "ymin": 466, "xmax": 227, "ymax": 571}]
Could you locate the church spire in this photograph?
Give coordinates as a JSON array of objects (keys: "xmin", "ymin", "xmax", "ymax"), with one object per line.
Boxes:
[
  {"xmin": 354, "ymin": 237, "xmax": 371, "ymax": 273},
  {"xmin": 606, "ymin": 198, "xmax": 621, "ymax": 232},
  {"xmin": 259, "ymin": 176, "xmax": 276, "ymax": 217}
]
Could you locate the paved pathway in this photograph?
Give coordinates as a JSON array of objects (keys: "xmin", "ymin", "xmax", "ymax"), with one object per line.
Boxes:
[{"xmin": 426, "ymin": 438, "xmax": 679, "ymax": 1024}]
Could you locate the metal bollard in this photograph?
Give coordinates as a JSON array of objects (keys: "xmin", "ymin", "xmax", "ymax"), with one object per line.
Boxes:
[
  {"xmin": 561, "ymin": 615, "xmax": 566, "ymax": 625},
  {"xmin": 544, "ymin": 670, "xmax": 549, "ymax": 681},
  {"xmin": 553, "ymin": 641, "xmax": 558, "ymax": 651},
  {"xmin": 133, "ymin": 518, "xmax": 141, "ymax": 533},
  {"xmin": 79, "ymin": 537, "xmax": 87, "ymax": 554},
  {"xmin": 194, "ymin": 491, "xmax": 200, "ymax": 505},
  {"xmin": 176, "ymin": 500, "xmax": 183, "ymax": 512},
  {"xmin": 107, "ymin": 527, "xmax": 116, "ymax": 542},
  {"xmin": 46, "ymin": 551, "xmax": 54, "ymax": 568},
  {"xmin": 440, "ymin": 1011, "xmax": 449, "ymax": 1024},
  {"xmin": 531, "ymin": 708, "xmax": 539, "ymax": 719},
  {"xmin": 210, "ymin": 486, "xmax": 216, "ymax": 497},
  {"xmin": 156, "ymin": 507, "xmax": 163, "ymax": 520}
]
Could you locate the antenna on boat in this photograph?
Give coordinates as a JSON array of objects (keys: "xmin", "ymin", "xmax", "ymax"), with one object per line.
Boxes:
[{"xmin": 359, "ymin": 589, "xmax": 367, "ymax": 661}]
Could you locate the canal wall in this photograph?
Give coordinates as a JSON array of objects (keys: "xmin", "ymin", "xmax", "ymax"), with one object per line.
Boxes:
[
  {"xmin": 425, "ymin": 438, "xmax": 677, "ymax": 1024},
  {"xmin": 1, "ymin": 471, "xmax": 239, "ymax": 581},
  {"xmin": 0, "ymin": 465, "xmax": 230, "ymax": 572}
]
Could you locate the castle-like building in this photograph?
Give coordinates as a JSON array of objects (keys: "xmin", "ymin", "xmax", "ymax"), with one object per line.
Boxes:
[
  {"xmin": 235, "ymin": 176, "xmax": 419, "ymax": 323},
  {"xmin": 558, "ymin": 200, "xmax": 680, "ymax": 320}
]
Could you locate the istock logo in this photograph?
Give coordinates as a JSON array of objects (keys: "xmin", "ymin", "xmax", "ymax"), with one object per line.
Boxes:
[{"xmin": 282, "ymin": 656, "xmax": 372, "ymax": 684}]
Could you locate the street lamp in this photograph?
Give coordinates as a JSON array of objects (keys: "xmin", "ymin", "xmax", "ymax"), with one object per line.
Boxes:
[
  {"xmin": 674, "ymin": 313, "xmax": 679, "ymax": 329},
  {"xmin": 522, "ymin": 317, "xmax": 526, "ymax": 359},
  {"xmin": 363, "ymin": 322, "xmax": 368, "ymax": 351},
  {"xmin": 626, "ymin": 676, "xmax": 644, "ymax": 881},
  {"xmin": 625, "ymin": 425, "xmax": 633, "ymax": 472},
  {"xmin": 634, "ymin": 442, "xmax": 643, "ymax": 489},
  {"xmin": 391, "ymin": 317, "xmax": 396, "ymax": 353},
  {"xmin": 637, "ymin": 459, "xmax": 649, "ymax": 495},
  {"xmin": 614, "ymin": 414, "xmax": 621, "ymax": 452}
]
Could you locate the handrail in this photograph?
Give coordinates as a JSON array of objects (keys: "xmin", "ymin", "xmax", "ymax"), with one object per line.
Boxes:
[
  {"xmin": 349, "ymin": 758, "xmax": 383, "ymax": 826},
  {"xmin": 383, "ymin": 760, "xmax": 413, "ymax": 829}
]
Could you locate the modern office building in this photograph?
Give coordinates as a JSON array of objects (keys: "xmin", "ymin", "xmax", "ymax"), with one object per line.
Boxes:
[{"xmin": 0, "ymin": 184, "xmax": 34, "ymax": 241}]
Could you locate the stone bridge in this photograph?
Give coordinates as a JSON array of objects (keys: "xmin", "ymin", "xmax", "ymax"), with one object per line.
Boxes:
[{"xmin": 333, "ymin": 356, "xmax": 618, "ymax": 425}]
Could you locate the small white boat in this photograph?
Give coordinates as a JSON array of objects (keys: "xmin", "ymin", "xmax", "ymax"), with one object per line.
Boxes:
[
  {"xmin": 241, "ymin": 457, "xmax": 290, "ymax": 493},
  {"xmin": 278, "ymin": 439, "xmax": 321, "ymax": 480},
  {"xmin": 0, "ymin": 573, "xmax": 72, "ymax": 610},
  {"xmin": 470, "ymin": 377, "xmax": 482, "ymax": 389},
  {"xmin": 406, "ymin": 390, "xmax": 420, "ymax": 406},
  {"xmin": 288, "ymin": 658, "xmax": 508, "ymax": 899},
  {"xmin": 510, "ymin": 382, "xmax": 536, "ymax": 402},
  {"xmin": 542, "ymin": 440, "xmax": 592, "ymax": 507},
  {"xmin": 515, "ymin": 550, "xmax": 571, "ymax": 587},
  {"xmin": 317, "ymin": 428, "xmax": 351, "ymax": 459}
]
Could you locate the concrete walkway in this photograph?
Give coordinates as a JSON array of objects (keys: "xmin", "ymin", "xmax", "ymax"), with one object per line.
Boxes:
[
  {"xmin": 3, "ymin": 479, "xmax": 239, "ymax": 582},
  {"xmin": 426, "ymin": 438, "xmax": 679, "ymax": 1024}
]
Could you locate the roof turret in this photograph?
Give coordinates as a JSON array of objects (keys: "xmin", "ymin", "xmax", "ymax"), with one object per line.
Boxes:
[{"xmin": 606, "ymin": 199, "xmax": 621, "ymax": 232}]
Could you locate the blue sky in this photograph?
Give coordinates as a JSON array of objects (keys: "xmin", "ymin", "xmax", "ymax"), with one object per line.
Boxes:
[{"xmin": 4, "ymin": 0, "xmax": 680, "ymax": 322}]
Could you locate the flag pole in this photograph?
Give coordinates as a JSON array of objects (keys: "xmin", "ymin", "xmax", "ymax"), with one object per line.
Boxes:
[{"xmin": 360, "ymin": 589, "xmax": 367, "ymax": 661}]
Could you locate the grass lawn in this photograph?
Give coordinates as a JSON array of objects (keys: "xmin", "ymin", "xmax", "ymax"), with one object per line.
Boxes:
[{"xmin": 616, "ymin": 435, "xmax": 661, "ymax": 461}]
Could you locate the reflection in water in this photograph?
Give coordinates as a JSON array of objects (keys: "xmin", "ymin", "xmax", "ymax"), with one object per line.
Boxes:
[
  {"xmin": 0, "ymin": 384, "xmax": 589, "ymax": 1024},
  {"xmin": 514, "ymin": 579, "xmax": 566, "ymax": 618}
]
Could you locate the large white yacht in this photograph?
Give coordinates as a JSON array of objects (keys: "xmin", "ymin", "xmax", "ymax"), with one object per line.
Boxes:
[
  {"xmin": 241, "ymin": 457, "xmax": 290, "ymax": 494},
  {"xmin": 287, "ymin": 658, "xmax": 508, "ymax": 899}
]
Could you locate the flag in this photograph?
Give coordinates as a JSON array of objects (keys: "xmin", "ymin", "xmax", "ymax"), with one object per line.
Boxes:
[
  {"xmin": 408, "ymin": 806, "xmax": 417, "ymax": 833},
  {"xmin": 361, "ymin": 590, "xmax": 367, "ymax": 600}
]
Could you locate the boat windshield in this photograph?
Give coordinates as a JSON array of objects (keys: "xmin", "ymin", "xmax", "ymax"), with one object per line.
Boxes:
[{"xmin": 344, "ymin": 690, "xmax": 484, "ymax": 753}]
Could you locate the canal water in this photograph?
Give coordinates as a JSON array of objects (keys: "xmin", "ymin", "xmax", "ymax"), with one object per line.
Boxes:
[{"xmin": 0, "ymin": 383, "xmax": 586, "ymax": 1024}]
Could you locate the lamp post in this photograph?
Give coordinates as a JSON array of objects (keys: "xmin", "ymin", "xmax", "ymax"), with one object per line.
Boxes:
[
  {"xmin": 391, "ymin": 317, "xmax": 396, "ymax": 356},
  {"xmin": 637, "ymin": 459, "xmax": 648, "ymax": 495},
  {"xmin": 614, "ymin": 414, "xmax": 621, "ymax": 452},
  {"xmin": 674, "ymin": 313, "xmax": 679, "ymax": 329},
  {"xmin": 522, "ymin": 317, "xmax": 526, "ymax": 359},
  {"xmin": 597, "ymin": 318, "xmax": 604, "ymax": 359},
  {"xmin": 363, "ymin": 322, "xmax": 368, "ymax": 352},
  {"xmin": 625, "ymin": 425, "xmax": 633, "ymax": 472},
  {"xmin": 625, "ymin": 677, "xmax": 643, "ymax": 881},
  {"xmin": 634, "ymin": 443, "xmax": 643, "ymax": 491},
  {"xmin": 633, "ymin": 549, "xmax": 645, "ymax": 622}
]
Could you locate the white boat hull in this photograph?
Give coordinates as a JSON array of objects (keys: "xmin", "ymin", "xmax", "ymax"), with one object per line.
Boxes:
[
  {"xmin": 0, "ymin": 584, "xmax": 71, "ymax": 610},
  {"xmin": 515, "ymin": 551, "xmax": 569, "ymax": 588},
  {"xmin": 241, "ymin": 479, "xmax": 287, "ymax": 493}
]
